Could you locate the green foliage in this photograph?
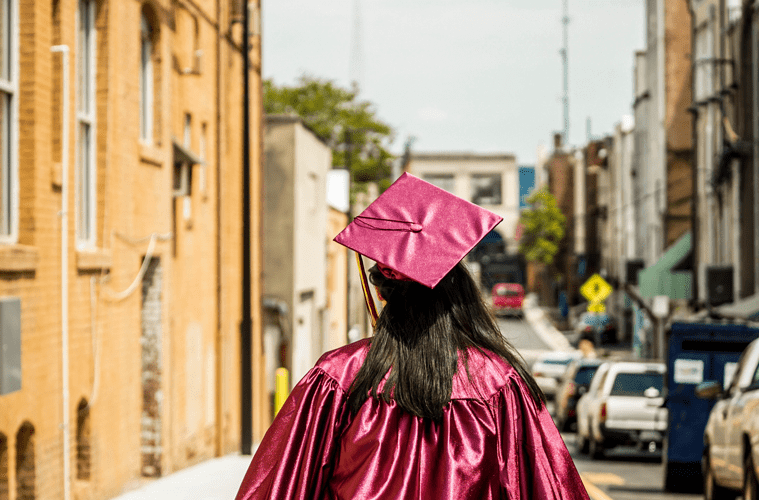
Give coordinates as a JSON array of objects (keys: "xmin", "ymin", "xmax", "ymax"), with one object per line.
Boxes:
[
  {"xmin": 264, "ymin": 76, "xmax": 395, "ymax": 190},
  {"xmin": 517, "ymin": 187, "xmax": 566, "ymax": 265}
]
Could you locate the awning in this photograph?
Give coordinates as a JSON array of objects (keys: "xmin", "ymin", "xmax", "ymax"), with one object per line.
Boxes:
[
  {"xmin": 172, "ymin": 138, "xmax": 204, "ymax": 165},
  {"xmin": 716, "ymin": 293, "xmax": 759, "ymax": 321},
  {"xmin": 638, "ymin": 232, "xmax": 693, "ymax": 300}
]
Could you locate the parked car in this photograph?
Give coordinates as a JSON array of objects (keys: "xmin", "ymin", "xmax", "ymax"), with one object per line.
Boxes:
[
  {"xmin": 531, "ymin": 350, "xmax": 582, "ymax": 400},
  {"xmin": 576, "ymin": 360, "xmax": 667, "ymax": 459},
  {"xmin": 555, "ymin": 358, "xmax": 604, "ymax": 432},
  {"xmin": 491, "ymin": 283, "xmax": 525, "ymax": 317},
  {"xmin": 698, "ymin": 337, "xmax": 759, "ymax": 500},
  {"xmin": 575, "ymin": 311, "xmax": 617, "ymax": 345}
]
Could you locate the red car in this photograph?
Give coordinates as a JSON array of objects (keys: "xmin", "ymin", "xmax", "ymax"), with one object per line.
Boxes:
[{"xmin": 491, "ymin": 283, "xmax": 525, "ymax": 317}]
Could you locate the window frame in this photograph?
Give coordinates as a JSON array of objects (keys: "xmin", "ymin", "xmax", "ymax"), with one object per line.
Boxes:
[
  {"xmin": 76, "ymin": 0, "xmax": 97, "ymax": 248},
  {"xmin": 470, "ymin": 173, "xmax": 503, "ymax": 206},
  {"xmin": 139, "ymin": 12, "xmax": 154, "ymax": 143},
  {"xmin": 0, "ymin": 0, "xmax": 19, "ymax": 244}
]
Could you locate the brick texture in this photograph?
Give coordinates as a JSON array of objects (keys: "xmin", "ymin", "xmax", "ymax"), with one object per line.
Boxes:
[{"xmin": 0, "ymin": 0, "xmax": 265, "ymax": 498}]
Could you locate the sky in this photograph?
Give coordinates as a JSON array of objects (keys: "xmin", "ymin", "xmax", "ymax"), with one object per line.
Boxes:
[{"xmin": 262, "ymin": 0, "xmax": 645, "ymax": 165}]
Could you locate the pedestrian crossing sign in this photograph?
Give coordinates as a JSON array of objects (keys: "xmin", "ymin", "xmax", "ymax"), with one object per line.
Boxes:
[{"xmin": 580, "ymin": 274, "xmax": 613, "ymax": 305}]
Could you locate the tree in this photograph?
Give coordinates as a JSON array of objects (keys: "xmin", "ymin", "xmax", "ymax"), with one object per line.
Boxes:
[
  {"xmin": 264, "ymin": 76, "xmax": 395, "ymax": 192},
  {"xmin": 517, "ymin": 187, "xmax": 566, "ymax": 265}
]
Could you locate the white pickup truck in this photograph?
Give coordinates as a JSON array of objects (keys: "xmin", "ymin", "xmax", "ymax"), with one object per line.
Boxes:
[{"xmin": 577, "ymin": 360, "xmax": 667, "ymax": 459}]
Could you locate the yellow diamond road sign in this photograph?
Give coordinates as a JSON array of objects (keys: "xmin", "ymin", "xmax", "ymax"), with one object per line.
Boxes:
[{"xmin": 580, "ymin": 274, "xmax": 613, "ymax": 304}]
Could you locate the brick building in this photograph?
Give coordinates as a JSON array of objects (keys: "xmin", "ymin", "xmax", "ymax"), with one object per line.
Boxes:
[{"xmin": 0, "ymin": 0, "xmax": 266, "ymax": 498}]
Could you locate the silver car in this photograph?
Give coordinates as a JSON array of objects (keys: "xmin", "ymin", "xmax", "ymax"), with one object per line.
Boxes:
[{"xmin": 699, "ymin": 337, "xmax": 759, "ymax": 500}]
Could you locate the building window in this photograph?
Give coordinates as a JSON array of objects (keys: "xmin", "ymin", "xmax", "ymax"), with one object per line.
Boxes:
[
  {"xmin": 471, "ymin": 173, "xmax": 502, "ymax": 205},
  {"xmin": 0, "ymin": 0, "xmax": 17, "ymax": 242},
  {"xmin": 422, "ymin": 174, "xmax": 454, "ymax": 193},
  {"xmin": 140, "ymin": 13, "xmax": 154, "ymax": 142},
  {"xmin": 77, "ymin": 0, "xmax": 96, "ymax": 246},
  {"xmin": 76, "ymin": 399, "xmax": 91, "ymax": 480},
  {"xmin": 15, "ymin": 423, "xmax": 34, "ymax": 500}
]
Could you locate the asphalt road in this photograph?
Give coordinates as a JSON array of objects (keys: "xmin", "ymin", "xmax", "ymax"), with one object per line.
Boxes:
[
  {"xmin": 566, "ymin": 433, "xmax": 704, "ymax": 500},
  {"xmin": 498, "ymin": 316, "xmax": 554, "ymax": 364},
  {"xmin": 500, "ymin": 316, "xmax": 704, "ymax": 500}
]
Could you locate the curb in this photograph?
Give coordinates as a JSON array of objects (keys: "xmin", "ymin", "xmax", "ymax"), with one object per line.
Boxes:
[{"xmin": 522, "ymin": 294, "xmax": 573, "ymax": 351}]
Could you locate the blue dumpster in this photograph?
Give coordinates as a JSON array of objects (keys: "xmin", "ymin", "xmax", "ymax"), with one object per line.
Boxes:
[{"xmin": 663, "ymin": 321, "xmax": 759, "ymax": 492}]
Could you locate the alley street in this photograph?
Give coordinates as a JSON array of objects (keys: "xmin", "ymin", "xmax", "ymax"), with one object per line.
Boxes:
[
  {"xmin": 564, "ymin": 432, "xmax": 702, "ymax": 500},
  {"xmin": 499, "ymin": 317, "xmax": 704, "ymax": 500},
  {"xmin": 498, "ymin": 316, "xmax": 554, "ymax": 363}
]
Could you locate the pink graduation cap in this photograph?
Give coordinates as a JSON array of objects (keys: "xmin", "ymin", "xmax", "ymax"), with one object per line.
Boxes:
[{"xmin": 334, "ymin": 172, "xmax": 502, "ymax": 323}]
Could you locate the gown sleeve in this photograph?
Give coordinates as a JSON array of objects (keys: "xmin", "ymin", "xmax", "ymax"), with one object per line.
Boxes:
[
  {"xmin": 497, "ymin": 373, "xmax": 590, "ymax": 499},
  {"xmin": 235, "ymin": 367, "xmax": 349, "ymax": 500}
]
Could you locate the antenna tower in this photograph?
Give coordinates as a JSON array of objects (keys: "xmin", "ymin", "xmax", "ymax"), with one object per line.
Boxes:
[
  {"xmin": 349, "ymin": 0, "xmax": 364, "ymax": 90},
  {"xmin": 560, "ymin": 0, "xmax": 569, "ymax": 145}
]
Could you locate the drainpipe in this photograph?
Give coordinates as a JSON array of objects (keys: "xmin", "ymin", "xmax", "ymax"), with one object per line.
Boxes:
[
  {"xmin": 240, "ymin": 0, "xmax": 253, "ymax": 455},
  {"xmin": 214, "ymin": 0, "xmax": 222, "ymax": 457},
  {"xmin": 688, "ymin": 3, "xmax": 700, "ymax": 310},
  {"xmin": 51, "ymin": 44, "xmax": 71, "ymax": 500},
  {"xmin": 755, "ymin": 7, "xmax": 759, "ymax": 294}
]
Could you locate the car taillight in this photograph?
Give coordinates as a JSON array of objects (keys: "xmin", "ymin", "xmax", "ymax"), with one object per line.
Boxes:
[
  {"xmin": 568, "ymin": 382, "xmax": 576, "ymax": 396},
  {"xmin": 584, "ymin": 325, "xmax": 592, "ymax": 332},
  {"xmin": 600, "ymin": 402, "xmax": 607, "ymax": 423},
  {"xmin": 605, "ymin": 323, "xmax": 614, "ymax": 330},
  {"xmin": 533, "ymin": 372, "xmax": 543, "ymax": 378}
]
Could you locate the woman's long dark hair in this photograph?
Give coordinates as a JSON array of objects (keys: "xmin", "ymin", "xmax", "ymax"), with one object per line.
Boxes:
[{"xmin": 347, "ymin": 262, "xmax": 545, "ymax": 420}]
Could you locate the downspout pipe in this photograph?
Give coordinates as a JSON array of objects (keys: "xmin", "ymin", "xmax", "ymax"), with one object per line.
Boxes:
[
  {"xmin": 214, "ymin": 0, "xmax": 222, "ymax": 456},
  {"xmin": 688, "ymin": 4, "xmax": 700, "ymax": 310},
  {"xmin": 240, "ymin": 0, "xmax": 253, "ymax": 455},
  {"xmin": 51, "ymin": 44, "xmax": 71, "ymax": 500}
]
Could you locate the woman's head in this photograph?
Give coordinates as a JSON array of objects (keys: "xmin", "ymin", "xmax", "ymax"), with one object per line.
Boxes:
[
  {"xmin": 368, "ymin": 262, "xmax": 488, "ymax": 338},
  {"xmin": 348, "ymin": 260, "xmax": 544, "ymax": 420}
]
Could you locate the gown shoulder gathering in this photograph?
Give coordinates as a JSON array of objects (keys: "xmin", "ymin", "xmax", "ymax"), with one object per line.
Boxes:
[{"xmin": 235, "ymin": 338, "xmax": 590, "ymax": 500}]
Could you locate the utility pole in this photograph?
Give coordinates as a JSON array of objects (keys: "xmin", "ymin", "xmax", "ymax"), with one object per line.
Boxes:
[
  {"xmin": 560, "ymin": 0, "xmax": 570, "ymax": 145},
  {"xmin": 349, "ymin": 0, "xmax": 363, "ymax": 89}
]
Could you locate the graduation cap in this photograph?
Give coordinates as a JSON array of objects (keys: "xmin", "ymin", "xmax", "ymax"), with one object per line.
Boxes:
[{"xmin": 334, "ymin": 172, "xmax": 502, "ymax": 324}]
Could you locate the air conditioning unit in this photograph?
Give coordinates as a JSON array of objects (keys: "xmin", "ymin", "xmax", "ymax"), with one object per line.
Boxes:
[
  {"xmin": 626, "ymin": 259, "xmax": 645, "ymax": 286},
  {"xmin": 706, "ymin": 266, "xmax": 734, "ymax": 307}
]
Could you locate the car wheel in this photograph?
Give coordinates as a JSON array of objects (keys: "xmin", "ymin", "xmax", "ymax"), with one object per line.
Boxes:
[
  {"xmin": 704, "ymin": 451, "xmax": 737, "ymax": 500},
  {"xmin": 589, "ymin": 435, "xmax": 604, "ymax": 460},
  {"xmin": 745, "ymin": 454, "xmax": 759, "ymax": 500}
]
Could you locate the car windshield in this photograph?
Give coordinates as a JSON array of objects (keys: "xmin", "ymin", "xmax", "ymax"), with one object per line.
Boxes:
[
  {"xmin": 575, "ymin": 366, "xmax": 599, "ymax": 386},
  {"xmin": 582, "ymin": 315, "xmax": 610, "ymax": 325},
  {"xmin": 495, "ymin": 286, "xmax": 522, "ymax": 297},
  {"xmin": 609, "ymin": 372, "xmax": 663, "ymax": 397},
  {"xmin": 543, "ymin": 358, "xmax": 572, "ymax": 366}
]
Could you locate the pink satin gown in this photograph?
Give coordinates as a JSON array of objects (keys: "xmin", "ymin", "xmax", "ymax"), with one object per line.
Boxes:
[{"xmin": 235, "ymin": 339, "xmax": 590, "ymax": 500}]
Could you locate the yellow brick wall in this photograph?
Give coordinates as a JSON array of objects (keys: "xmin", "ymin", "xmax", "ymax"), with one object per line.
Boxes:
[{"xmin": 0, "ymin": 0, "xmax": 264, "ymax": 497}]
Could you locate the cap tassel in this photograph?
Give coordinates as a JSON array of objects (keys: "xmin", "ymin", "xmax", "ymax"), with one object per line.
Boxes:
[{"xmin": 356, "ymin": 253, "xmax": 378, "ymax": 328}]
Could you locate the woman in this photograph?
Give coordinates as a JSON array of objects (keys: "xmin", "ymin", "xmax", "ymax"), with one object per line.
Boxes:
[{"xmin": 235, "ymin": 173, "xmax": 589, "ymax": 499}]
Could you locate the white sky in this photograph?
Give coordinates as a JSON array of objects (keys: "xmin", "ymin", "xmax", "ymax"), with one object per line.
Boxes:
[{"xmin": 262, "ymin": 0, "xmax": 644, "ymax": 165}]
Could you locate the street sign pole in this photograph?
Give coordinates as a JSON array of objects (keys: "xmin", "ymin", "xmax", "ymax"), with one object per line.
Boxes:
[{"xmin": 652, "ymin": 296, "xmax": 670, "ymax": 360}]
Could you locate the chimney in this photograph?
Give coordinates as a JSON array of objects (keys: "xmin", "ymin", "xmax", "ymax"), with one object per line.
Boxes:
[{"xmin": 553, "ymin": 133, "xmax": 563, "ymax": 151}]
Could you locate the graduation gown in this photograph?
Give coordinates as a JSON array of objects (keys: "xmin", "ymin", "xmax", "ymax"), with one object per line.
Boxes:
[{"xmin": 235, "ymin": 339, "xmax": 590, "ymax": 500}]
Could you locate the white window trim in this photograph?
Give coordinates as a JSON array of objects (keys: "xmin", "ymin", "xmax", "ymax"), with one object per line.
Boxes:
[
  {"xmin": 0, "ymin": 0, "xmax": 19, "ymax": 244},
  {"xmin": 139, "ymin": 13, "xmax": 153, "ymax": 143},
  {"xmin": 76, "ymin": 0, "xmax": 96, "ymax": 248}
]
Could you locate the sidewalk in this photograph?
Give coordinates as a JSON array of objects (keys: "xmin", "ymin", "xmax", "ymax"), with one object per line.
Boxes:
[
  {"xmin": 522, "ymin": 293, "xmax": 573, "ymax": 351},
  {"xmin": 110, "ymin": 454, "xmax": 252, "ymax": 500}
]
